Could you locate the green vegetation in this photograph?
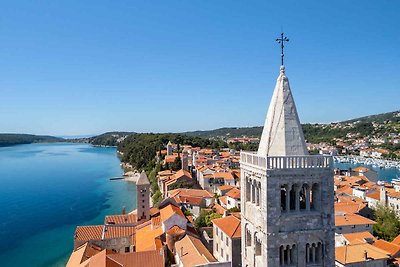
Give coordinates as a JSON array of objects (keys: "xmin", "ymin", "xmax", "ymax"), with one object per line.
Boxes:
[
  {"xmin": 194, "ymin": 209, "xmax": 222, "ymax": 228},
  {"xmin": 0, "ymin": 134, "xmax": 63, "ymax": 146},
  {"xmin": 118, "ymin": 133, "xmax": 226, "ymax": 172},
  {"xmin": 117, "ymin": 133, "xmax": 224, "ymax": 208},
  {"xmin": 343, "ymin": 110, "xmax": 400, "ymax": 124},
  {"xmin": 147, "ymin": 164, "xmax": 163, "ymax": 208},
  {"xmin": 181, "ymin": 110, "xmax": 400, "ymax": 146},
  {"xmin": 184, "ymin": 127, "xmax": 263, "ymax": 139},
  {"xmin": 89, "ymin": 132, "xmax": 133, "ymax": 146},
  {"xmin": 373, "ymin": 204, "xmax": 400, "ymax": 241},
  {"xmin": 168, "ymin": 180, "xmax": 197, "ymax": 190},
  {"xmin": 227, "ymin": 207, "xmax": 241, "ymax": 212}
]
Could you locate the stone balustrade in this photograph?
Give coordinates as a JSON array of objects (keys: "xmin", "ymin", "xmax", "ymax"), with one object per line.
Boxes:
[{"xmin": 240, "ymin": 152, "xmax": 332, "ymax": 170}]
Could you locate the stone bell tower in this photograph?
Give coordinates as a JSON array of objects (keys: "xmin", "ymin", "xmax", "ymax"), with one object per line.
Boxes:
[
  {"xmin": 240, "ymin": 64, "xmax": 335, "ymax": 267},
  {"xmin": 136, "ymin": 171, "xmax": 150, "ymax": 222}
]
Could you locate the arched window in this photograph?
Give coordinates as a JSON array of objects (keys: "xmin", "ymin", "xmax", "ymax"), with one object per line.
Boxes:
[
  {"xmin": 311, "ymin": 183, "xmax": 320, "ymax": 210},
  {"xmin": 281, "ymin": 185, "xmax": 287, "ymax": 211},
  {"xmin": 279, "ymin": 243, "xmax": 296, "ymax": 266},
  {"xmin": 245, "ymin": 226, "xmax": 251, "ymax": 247},
  {"xmin": 290, "ymin": 184, "xmax": 297, "ymax": 210},
  {"xmin": 246, "ymin": 178, "xmax": 251, "ymax": 202},
  {"xmin": 254, "ymin": 233, "xmax": 261, "ymax": 256}
]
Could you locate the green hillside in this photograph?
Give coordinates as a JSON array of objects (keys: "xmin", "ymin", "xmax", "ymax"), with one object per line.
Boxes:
[{"xmin": 0, "ymin": 134, "xmax": 64, "ymax": 146}]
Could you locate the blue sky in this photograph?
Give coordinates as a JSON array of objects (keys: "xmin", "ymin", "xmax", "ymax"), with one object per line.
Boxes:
[{"xmin": 1, "ymin": 1, "xmax": 399, "ymax": 136}]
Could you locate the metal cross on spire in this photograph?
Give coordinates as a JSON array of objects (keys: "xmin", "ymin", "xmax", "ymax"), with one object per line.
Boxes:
[{"xmin": 276, "ymin": 32, "xmax": 289, "ymax": 66}]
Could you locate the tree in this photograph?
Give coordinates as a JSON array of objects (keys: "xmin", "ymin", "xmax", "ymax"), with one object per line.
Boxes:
[
  {"xmin": 373, "ymin": 204, "xmax": 400, "ymax": 241},
  {"xmin": 194, "ymin": 209, "xmax": 221, "ymax": 228},
  {"xmin": 170, "ymin": 156, "xmax": 182, "ymax": 171},
  {"xmin": 152, "ymin": 190, "xmax": 163, "ymax": 208}
]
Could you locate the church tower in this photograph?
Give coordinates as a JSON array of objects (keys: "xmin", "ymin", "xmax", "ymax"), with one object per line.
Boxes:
[
  {"xmin": 136, "ymin": 171, "xmax": 150, "ymax": 222},
  {"xmin": 240, "ymin": 63, "xmax": 335, "ymax": 266}
]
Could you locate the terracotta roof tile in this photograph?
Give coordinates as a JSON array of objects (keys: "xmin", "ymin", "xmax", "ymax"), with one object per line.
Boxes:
[
  {"xmin": 342, "ymin": 231, "xmax": 377, "ymax": 245},
  {"xmin": 103, "ymin": 226, "xmax": 135, "ymax": 239},
  {"xmin": 175, "ymin": 235, "xmax": 216, "ymax": 266},
  {"xmin": 335, "ymin": 214, "xmax": 376, "ymax": 226},
  {"xmin": 226, "ymin": 188, "xmax": 240, "ymax": 199},
  {"xmin": 104, "ymin": 214, "xmax": 137, "ymax": 225},
  {"xmin": 107, "ymin": 250, "xmax": 164, "ymax": 267},
  {"xmin": 335, "ymin": 243, "xmax": 389, "ymax": 264},
  {"xmin": 160, "ymin": 204, "xmax": 185, "ymax": 222},
  {"xmin": 373, "ymin": 239, "xmax": 400, "ymax": 257},
  {"xmin": 212, "ymin": 215, "xmax": 241, "ymax": 239},
  {"xmin": 75, "ymin": 226, "xmax": 103, "ymax": 241}
]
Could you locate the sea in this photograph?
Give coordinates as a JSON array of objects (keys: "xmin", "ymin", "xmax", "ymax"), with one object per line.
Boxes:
[
  {"xmin": 0, "ymin": 143, "xmax": 136, "ymax": 266},
  {"xmin": 334, "ymin": 162, "xmax": 400, "ymax": 183}
]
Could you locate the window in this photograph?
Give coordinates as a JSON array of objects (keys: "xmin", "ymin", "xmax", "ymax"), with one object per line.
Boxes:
[
  {"xmin": 226, "ymin": 238, "xmax": 229, "ymax": 246},
  {"xmin": 142, "ymin": 205, "xmax": 145, "ymax": 209},
  {"xmin": 216, "ymin": 243, "xmax": 219, "ymax": 252},
  {"xmin": 125, "ymin": 247, "xmax": 130, "ymax": 252},
  {"xmin": 221, "ymin": 232, "xmax": 224, "ymax": 242},
  {"xmin": 142, "ymin": 199, "xmax": 145, "ymax": 203},
  {"xmin": 142, "ymin": 194, "xmax": 144, "ymax": 197},
  {"xmin": 226, "ymin": 254, "xmax": 229, "ymax": 261},
  {"xmin": 216, "ymin": 228, "xmax": 219, "ymax": 237},
  {"xmin": 221, "ymin": 248, "xmax": 223, "ymax": 257}
]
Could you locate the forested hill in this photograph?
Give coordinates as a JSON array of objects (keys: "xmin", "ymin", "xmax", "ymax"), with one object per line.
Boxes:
[
  {"xmin": 182, "ymin": 110, "xmax": 400, "ymax": 143},
  {"xmin": 182, "ymin": 127, "xmax": 263, "ymax": 139},
  {"xmin": 342, "ymin": 110, "xmax": 400, "ymax": 124},
  {"xmin": 0, "ymin": 134, "xmax": 64, "ymax": 146},
  {"xmin": 69, "ymin": 132, "xmax": 135, "ymax": 147}
]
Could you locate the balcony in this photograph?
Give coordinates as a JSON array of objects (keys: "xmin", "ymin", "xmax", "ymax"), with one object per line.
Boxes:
[{"xmin": 240, "ymin": 151, "xmax": 332, "ymax": 170}]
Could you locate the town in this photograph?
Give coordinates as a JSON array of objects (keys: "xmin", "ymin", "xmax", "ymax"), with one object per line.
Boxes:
[{"xmin": 66, "ymin": 63, "xmax": 400, "ymax": 267}]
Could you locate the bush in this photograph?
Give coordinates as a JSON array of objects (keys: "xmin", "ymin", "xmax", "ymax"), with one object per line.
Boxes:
[{"xmin": 194, "ymin": 209, "xmax": 221, "ymax": 228}]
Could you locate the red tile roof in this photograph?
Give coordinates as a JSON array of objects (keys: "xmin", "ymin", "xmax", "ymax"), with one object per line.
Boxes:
[
  {"xmin": 212, "ymin": 215, "xmax": 241, "ymax": 239},
  {"xmin": 104, "ymin": 214, "xmax": 137, "ymax": 225},
  {"xmin": 75, "ymin": 225, "xmax": 103, "ymax": 241},
  {"xmin": 160, "ymin": 204, "xmax": 185, "ymax": 222},
  {"xmin": 226, "ymin": 188, "xmax": 240, "ymax": 199},
  {"xmin": 107, "ymin": 250, "xmax": 165, "ymax": 267}
]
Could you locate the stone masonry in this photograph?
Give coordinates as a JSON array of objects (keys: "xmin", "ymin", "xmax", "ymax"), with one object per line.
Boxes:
[{"xmin": 240, "ymin": 66, "xmax": 335, "ymax": 267}]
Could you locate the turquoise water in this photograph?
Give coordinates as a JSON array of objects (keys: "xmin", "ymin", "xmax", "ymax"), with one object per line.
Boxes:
[
  {"xmin": 0, "ymin": 143, "xmax": 136, "ymax": 266},
  {"xmin": 334, "ymin": 162, "xmax": 400, "ymax": 182}
]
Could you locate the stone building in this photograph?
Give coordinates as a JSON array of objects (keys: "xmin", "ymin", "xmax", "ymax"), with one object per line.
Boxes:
[
  {"xmin": 136, "ymin": 171, "xmax": 150, "ymax": 222},
  {"xmin": 213, "ymin": 215, "xmax": 242, "ymax": 267},
  {"xmin": 240, "ymin": 66, "xmax": 335, "ymax": 266}
]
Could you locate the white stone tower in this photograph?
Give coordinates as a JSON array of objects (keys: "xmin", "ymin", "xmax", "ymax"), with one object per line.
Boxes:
[
  {"xmin": 166, "ymin": 141, "xmax": 173, "ymax": 156},
  {"xmin": 240, "ymin": 66, "xmax": 335, "ymax": 267},
  {"xmin": 136, "ymin": 171, "xmax": 150, "ymax": 222}
]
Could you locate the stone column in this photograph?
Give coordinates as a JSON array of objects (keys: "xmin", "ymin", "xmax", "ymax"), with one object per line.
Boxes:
[
  {"xmin": 306, "ymin": 186, "xmax": 311, "ymax": 211},
  {"xmin": 311, "ymin": 244, "xmax": 316, "ymax": 263}
]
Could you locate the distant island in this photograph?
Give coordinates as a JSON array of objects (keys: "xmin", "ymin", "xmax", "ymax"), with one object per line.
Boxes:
[{"xmin": 0, "ymin": 134, "xmax": 64, "ymax": 147}]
